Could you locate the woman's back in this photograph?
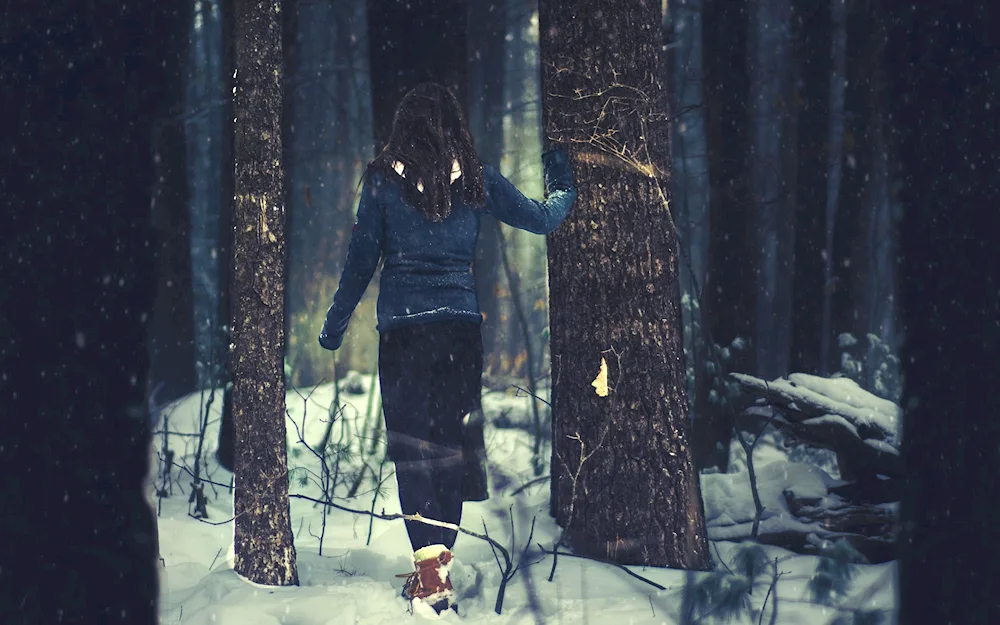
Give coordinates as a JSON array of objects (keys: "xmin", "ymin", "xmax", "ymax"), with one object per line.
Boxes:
[
  {"xmin": 377, "ymin": 154, "xmax": 576, "ymax": 332},
  {"xmin": 319, "ymin": 150, "xmax": 576, "ymax": 349}
]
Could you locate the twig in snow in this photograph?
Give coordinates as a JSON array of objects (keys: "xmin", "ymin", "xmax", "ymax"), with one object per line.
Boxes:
[
  {"xmin": 536, "ymin": 544, "xmax": 667, "ymax": 591},
  {"xmin": 511, "ymin": 474, "xmax": 550, "ymax": 497},
  {"xmin": 759, "ymin": 557, "xmax": 782, "ymax": 625},
  {"xmin": 512, "ymin": 385, "xmax": 552, "ymax": 408},
  {"xmin": 209, "ymin": 547, "xmax": 224, "ymax": 571}
]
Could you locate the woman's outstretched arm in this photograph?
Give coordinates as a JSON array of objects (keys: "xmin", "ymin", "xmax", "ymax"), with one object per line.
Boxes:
[
  {"xmin": 483, "ymin": 148, "xmax": 577, "ymax": 235},
  {"xmin": 319, "ymin": 173, "xmax": 384, "ymax": 350}
]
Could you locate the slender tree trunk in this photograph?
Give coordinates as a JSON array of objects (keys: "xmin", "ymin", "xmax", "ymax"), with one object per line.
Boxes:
[
  {"xmin": 150, "ymin": 59, "xmax": 197, "ymax": 403},
  {"xmin": 748, "ymin": 0, "xmax": 795, "ymax": 380},
  {"xmin": 668, "ymin": 0, "xmax": 719, "ymax": 471},
  {"xmin": 889, "ymin": 1, "xmax": 1000, "ymax": 621},
  {"xmin": 467, "ymin": 0, "xmax": 505, "ymax": 377},
  {"xmin": 231, "ymin": 0, "xmax": 299, "ymax": 586},
  {"xmin": 187, "ymin": 0, "xmax": 229, "ymax": 390},
  {"xmin": 789, "ymin": 0, "xmax": 827, "ymax": 375},
  {"xmin": 864, "ymin": 62, "xmax": 898, "ymax": 353},
  {"xmin": 540, "ymin": 0, "xmax": 710, "ymax": 569},
  {"xmin": 698, "ymin": 0, "xmax": 752, "ymax": 472},
  {"xmin": 819, "ymin": 0, "xmax": 846, "ymax": 376}
]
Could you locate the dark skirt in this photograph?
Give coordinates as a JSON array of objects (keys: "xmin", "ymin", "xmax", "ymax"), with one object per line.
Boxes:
[{"xmin": 378, "ymin": 320, "xmax": 489, "ymax": 551}]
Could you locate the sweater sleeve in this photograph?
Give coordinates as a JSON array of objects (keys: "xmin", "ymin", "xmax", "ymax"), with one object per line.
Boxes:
[
  {"xmin": 319, "ymin": 173, "xmax": 384, "ymax": 350},
  {"xmin": 483, "ymin": 148, "xmax": 577, "ymax": 235}
]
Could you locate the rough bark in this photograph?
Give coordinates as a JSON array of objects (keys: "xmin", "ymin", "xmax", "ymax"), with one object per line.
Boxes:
[
  {"xmin": 0, "ymin": 1, "xmax": 184, "ymax": 621},
  {"xmin": 888, "ymin": 1, "xmax": 1000, "ymax": 621},
  {"xmin": 231, "ymin": 0, "xmax": 299, "ymax": 587},
  {"xmin": 540, "ymin": 0, "xmax": 710, "ymax": 569}
]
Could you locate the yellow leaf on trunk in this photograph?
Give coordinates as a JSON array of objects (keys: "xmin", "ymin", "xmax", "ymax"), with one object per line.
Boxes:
[{"xmin": 592, "ymin": 357, "xmax": 609, "ymax": 397}]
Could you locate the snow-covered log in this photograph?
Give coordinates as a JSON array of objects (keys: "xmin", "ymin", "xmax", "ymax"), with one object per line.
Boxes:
[
  {"xmin": 702, "ymin": 461, "xmax": 897, "ymax": 563},
  {"xmin": 730, "ymin": 372, "xmax": 901, "ymax": 481}
]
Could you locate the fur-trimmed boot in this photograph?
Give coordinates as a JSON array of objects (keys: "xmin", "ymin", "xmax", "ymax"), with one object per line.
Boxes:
[{"xmin": 395, "ymin": 544, "xmax": 458, "ymax": 616}]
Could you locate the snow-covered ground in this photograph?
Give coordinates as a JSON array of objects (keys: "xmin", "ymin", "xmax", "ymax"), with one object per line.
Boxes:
[{"xmin": 153, "ymin": 374, "xmax": 896, "ymax": 624}]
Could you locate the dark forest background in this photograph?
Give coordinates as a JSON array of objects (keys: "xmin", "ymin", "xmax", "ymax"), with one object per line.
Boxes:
[{"xmin": 1, "ymin": 0, "xmax": 997, "ymax": 623}]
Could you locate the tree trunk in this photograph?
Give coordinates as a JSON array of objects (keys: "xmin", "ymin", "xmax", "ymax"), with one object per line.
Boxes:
[
  {"xmin": 231, "ymin": 0, "xmax": 299, "ymax": 587},
  {"xmin": 748, "ymin": 0, "xmax": 795, "ymax": 380},
  {"xmin": 789, "ymin": 0, "xmax": 828, "ymax": 376},
  {"xmin": 187, "ymin": 0, "xmax": 230, "ymax": 390},
  {"xmin": 150, "ymin": 69, "xmax": 197, "ymax": 403},
  {"xmin": 819, "ymin": 0, "xmax": 846, "ymax": 376},
  {"xmin": 863, "ymin": 63, "xmax": 898, "ymax": 354},
  {"xmin": 889, "ymin": 1, "xmax": 1000, "ymax": 622},
  {"xmin": 0, "ymin": 1, "xmax": 184, "ymax": 621},
  {"xmin": 467, "ymin": 0, "xmax": 505, "ymax": 376},
  {"xmin": 539, "ymin": 0, "xmax": 710, "ymax": 569},
  {"xmin": 697, "ymin": 0, "xmax": 753, "ymax": 472},
  {"xmin": 667, "ymin": 0, "xmax": 715, "ymax": 469}
]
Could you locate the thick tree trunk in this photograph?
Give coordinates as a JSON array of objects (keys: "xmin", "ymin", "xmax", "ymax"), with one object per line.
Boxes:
[
  {"xmin": 231, "ymin": 0, "xmax": 299, "ymax": 587},
  {"xmin": 747, "ymin": 0, "xmax": 795, "ymax": 380},
  {"xmin": 468, "ymin": 0, "xmax": 505, "ymax": 376},
  {"xmin": 540, "ymin": 0, "xmax": 710, "ymax": 569},
  {"xmin": 889, "ymin": 2, "xmax": 1000, "ymax": 621},
  {"xmin": 0, "ymin": 1, "xmax": 184, "ymax": 621}
]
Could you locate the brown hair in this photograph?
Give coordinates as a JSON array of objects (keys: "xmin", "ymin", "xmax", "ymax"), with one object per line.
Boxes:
[{"xmin": 362, "ymin": 83, "xmax": 486, "ymax": 221}]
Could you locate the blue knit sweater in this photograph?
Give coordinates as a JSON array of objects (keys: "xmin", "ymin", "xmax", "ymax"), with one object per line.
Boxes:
[{"xmin": 318, "ymin": 149, "xmax": 577, "ymax": 350}]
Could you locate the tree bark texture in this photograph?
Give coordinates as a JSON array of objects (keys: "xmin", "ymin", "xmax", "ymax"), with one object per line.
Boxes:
[
  {"xmin": 889, "ymin": 1, "xmax": 1000, "ymax": 622},
  {"xmin": 231, "ymin": 0, "xmax": 299, "ymax": 587},
  {"xmin": 539, "ymin": 0, "xmax": 711, "ymax": 569}
]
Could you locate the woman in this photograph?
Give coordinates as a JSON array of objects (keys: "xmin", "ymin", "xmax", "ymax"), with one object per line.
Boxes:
[{"xmin": 319, "ymin": 82, "xmax": 577, "ymax": 615}]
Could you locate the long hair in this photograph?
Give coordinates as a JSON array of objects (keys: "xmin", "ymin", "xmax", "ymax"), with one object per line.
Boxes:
[{"xmin": 362, "ymin": 82, "xmax": 486, "ymax": 221}]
